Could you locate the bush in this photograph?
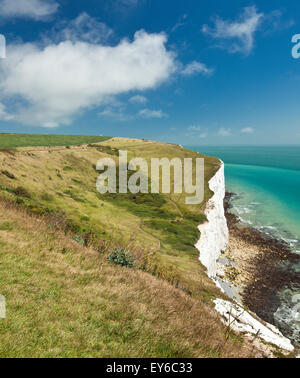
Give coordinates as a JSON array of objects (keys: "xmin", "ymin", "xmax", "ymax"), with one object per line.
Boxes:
[{"xmin": 108, "ymin": 249, "xmax": 134, "ymax": 268}]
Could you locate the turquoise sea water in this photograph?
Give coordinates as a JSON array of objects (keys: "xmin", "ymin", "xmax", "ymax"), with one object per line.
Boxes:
[
  {"xmin": 188, "ymin": 146, "xmax": 300, "ymax": 345},
  {"xmin": 188, "ymin": 146, "xmax": 300, "ymax": 252}
]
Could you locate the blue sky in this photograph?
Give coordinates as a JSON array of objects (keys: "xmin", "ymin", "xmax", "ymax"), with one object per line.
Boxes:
[{"xmin": 0, "ymin": 0, "xmax": 299, "ymax": 145}]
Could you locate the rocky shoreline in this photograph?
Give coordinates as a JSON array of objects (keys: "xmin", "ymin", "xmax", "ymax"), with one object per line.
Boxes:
[{"xmin": 223, "ymin": 192, "xmax": 300, "ymax": 345}]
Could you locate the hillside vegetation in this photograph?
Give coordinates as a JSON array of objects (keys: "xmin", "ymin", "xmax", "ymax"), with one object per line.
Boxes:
[
  {"xmin": 0, "ymin": 133, "xmax": 110, "ymax": 149},
  {"xmin": 0, "ymin": 136, "xmax": 260, "ymax": 357},
  {"xmin": 0, "ymin": 201, "xmax": 261, "ymax": 357}
]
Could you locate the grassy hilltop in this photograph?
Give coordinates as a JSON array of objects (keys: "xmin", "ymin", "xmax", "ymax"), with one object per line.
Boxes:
[
  {"xmin": 0, "ymin": 133, "xmax": 110, "ymax": 149},
  {"xmin": 0, "ymin": 134, "xmax": 259, "ymax": 357}
]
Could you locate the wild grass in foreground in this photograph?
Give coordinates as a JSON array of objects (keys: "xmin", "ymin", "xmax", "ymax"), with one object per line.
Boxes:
[{"xmin": 0, "ymin": 201, "xmax": 258, "ymax": 358}]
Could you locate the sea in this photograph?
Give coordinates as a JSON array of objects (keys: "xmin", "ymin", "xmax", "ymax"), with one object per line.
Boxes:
[{"xmin": 187, "ymin": 145, "xmax": 300, "ymax": 346}]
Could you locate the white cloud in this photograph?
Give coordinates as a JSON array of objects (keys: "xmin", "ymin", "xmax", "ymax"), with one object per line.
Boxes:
[
  {"xmin": 264, "ymin": 10, "xmax": 295, "ymax": 34},
  {"xmin": 0, "ymin": 30, "xmax": 176, "ymax": 127},
  {"xmin": 98, "ymin": 106, "xmax": 129, "ymax": 121},
  {"xmin": 138, "ymin": 108, "xmax": 167, "ymax": 119},
  {"xmin": 186, "ymin": 125, "xmax": 207, "ymax": 138},
  {"xmin": 0, "ymin": 0, "xmax": 58, "ymax": 20},
  {"xmin": 218, "ymin": 127, "xmax": 231, "ymax": 136},
  {"xmin": 51, "ymin": 12, "xmax": 113, "ymax": 44},
  {"xmin": 171, "ymin": 14, "xmax": 188, "ymax": 33},
  {"xmin": 181, "ymin": 61, "xmax": 214, "ymax": 76},
  {"xmin": 129, "ymin": 95, "xmax": 147, "ymax": 104},
  {"xmin": 202, "ymin": 6, "xmax": 264, "ymax": 55},
  {"xmin": 241, "ymin": 127, "xmax": 254, "ymax": 134}
]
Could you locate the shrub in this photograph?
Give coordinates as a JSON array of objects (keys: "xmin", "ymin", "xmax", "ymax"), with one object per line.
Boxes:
[{"xmin": 108, "ymin": 249, "xmax": 134, "ymax": 268}]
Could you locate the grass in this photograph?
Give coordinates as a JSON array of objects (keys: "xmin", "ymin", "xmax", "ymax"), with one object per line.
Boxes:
[
  {"xmin": 0, "ymin": 201, "xmax": 257, "ymax": 358},
  {"xmin": 0, "ymin": 134, "xmax": 111, "ymax": 149},
  {"xmin": 0, "ymin": 135, "xmax": 262, "ymax": 357},
  {"xmin": 0, "ymin": 137, "xmax": 222, "ymax": 299}
]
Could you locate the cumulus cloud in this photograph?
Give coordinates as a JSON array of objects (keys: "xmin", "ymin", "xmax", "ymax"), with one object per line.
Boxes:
[
  {"xmin": 138, "ymin": 108, "xmax": 167, "ymax": 119},
  {"xmin": 129, "ymin": 95, "xmax": 148, "ymax": 104},
  {"xmin": 181, "ymin": 61, "xmax": 214, "ymax": 76},
  {"xmin": 202, "ymin": 6, "xmax": 264, "ymax": 55},
  {"xmin": 0, "ymin": 30, "xmax": 176, "ymax": 127},
  {"xmin": 241, "ymin": 127, "xmax": 254, "ymax": 134},
  {"xmin": 218, "ymin": 127, "xmax": 231, "ymax": 136},
  {"xmin": 0, "ymin": 0, "xmax": 59, "ymax": 20}
]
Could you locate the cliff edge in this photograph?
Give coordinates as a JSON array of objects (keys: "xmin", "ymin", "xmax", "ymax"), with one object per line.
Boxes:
[
  {"xmin": 195, "ymin": 162, "xmax": 228, "ymax": 278},
  {"xmin": 195, "ymin": 161, "xmax": 294, "ymax": 353}
]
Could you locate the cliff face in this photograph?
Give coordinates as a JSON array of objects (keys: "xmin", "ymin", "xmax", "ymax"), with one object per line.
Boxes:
[
  {"xmin": 195, "ymin": 162, "xmax": 229, "ymax": 278},
  {"xmin": 195, "ymin": 161, "xmax": 295, "ymax": 353}
]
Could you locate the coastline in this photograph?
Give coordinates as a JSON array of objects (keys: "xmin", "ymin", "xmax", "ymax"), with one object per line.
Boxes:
[
  {"xmin": 223, "ymin": 192, "xmax": 300, "ymax": 346},
  {"xmin": 195, "ymin": 162, "xmax": 295, "ymax": 353}
]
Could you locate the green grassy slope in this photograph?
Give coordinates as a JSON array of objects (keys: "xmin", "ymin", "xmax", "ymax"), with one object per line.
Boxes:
[
  {"xmin": 0, "ymin": 135, "xmax": 260, "ymax": 357},
  {"xmin": 0, "ymin": 137, "xmax": 222, "ymax": 299},
  {"xmin": 0, "ymin": 134, "xmax": 111, "ymax": 149},
  {"xmin": 0, "ymin": 203, "xmax": 256, "ymax": 358}
]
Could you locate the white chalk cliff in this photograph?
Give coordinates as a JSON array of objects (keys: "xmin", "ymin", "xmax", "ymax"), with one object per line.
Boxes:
[
  {"xmin": 195, "ymin": 161, "xmax": 294, "ymax": 352},
  {"xmin": 214, "ymin": 299, "xmax": 294, "ymax": 352},
  {"xmin": 195, "ymin": 162, "xmax": 228, "ymax": 278}
]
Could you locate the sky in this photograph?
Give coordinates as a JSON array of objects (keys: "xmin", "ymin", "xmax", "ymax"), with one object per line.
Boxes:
[{"xmin": 0, "ymin": 0, "xmax": 299, "ymax": 145}]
